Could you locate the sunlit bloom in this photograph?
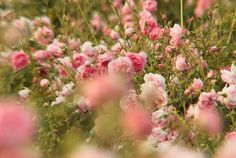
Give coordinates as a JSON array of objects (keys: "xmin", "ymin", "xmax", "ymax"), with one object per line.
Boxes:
[
  {"xmin": 221, "ymin": 64, "xmax": 236, "ymax": 85},
  {"xmin": 218, "ymin": 85, "xmax": 236, "ymax": 109}
]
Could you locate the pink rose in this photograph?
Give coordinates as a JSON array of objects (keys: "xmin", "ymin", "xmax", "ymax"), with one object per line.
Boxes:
[
  {"xmin": 195, "ymin": 0, "xmax": 214, "ymax": 17},
  {"xmin": 175, "ymin": 54, "xmax": 188, "ymax": 71},
  {"xmin": 170, "ymin": 24, "xmax": 183, "ymax": 47},
  {"xmin": 47, "ymin": 40, "xmax": 64, "ymax": 57},
  {"xmin": 11, "ymin": 51, "xmax": 30, "ymax": 71},
  {"xmin": 225, "ymin": 131, "xmax": 236, "ymax": 141},
  {"xmin": 126, "ymin": 52, "xmax": 147, "ymax": 73},
  {"xmin": 34, "ymin": 26, "xmax": 54, "ymax": 46},
  {"xmin": 98, "ymin": 53, "xmax": 114, "ymax": 67},
  {"xmin": 81, "ymin": 42, "xmax": 97, "ymax": 58},
  {"xmin": 191, "ymin": 78, "xmax": 203, "ymax": 91},
  {"xmin": 218, "ymin": 85, "xmax": 236, "ymax": 109},
  {"xmin": 0, "ymin": 101, "xmax": 35, "ymax": 147},
  {"xmin": 72, "ymin": 53, "xmax": 87, "ymax": 69},
  {"xmin": 108, "ymin": 57, "xmax": 134, "ymax": 79},
  {"xmin": 122, "ymin": 107, "xmax": 152, "ymax": 139},
  {"xmin": 142, "ymin": 0, "xmax": 157, "ymax": 12},
  {"xmin": 33, "ymin": 50, "xmax": 51, "ymax": 61},
  {"xmin": 221, "ymin": 64, "xmax": 236, "ymax": 85},
  {"xmin": 197, "ymin": 91, "xmax": 217, "ymax": 109}
]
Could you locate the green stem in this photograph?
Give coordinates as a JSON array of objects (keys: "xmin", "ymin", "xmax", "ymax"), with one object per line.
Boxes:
[
  {"xmin": 180, "ymin": 0, "xmax": 184, "ymax": 27},
  {"xmin": 227, "ymin": 10, "xmax": 236, "ymax": 44}
]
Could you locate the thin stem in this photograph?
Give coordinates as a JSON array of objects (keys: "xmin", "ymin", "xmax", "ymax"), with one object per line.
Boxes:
[
  {"xmin": 227, "ymin": 10, "xmax": 236, "ymax": 44},
  {"xmin": 77, "ymin": 2, "xmax": 98, "ymax": 44},
  {"xmin": 180, "ymin": 0, "xmax": 184, "ymax": 27}
]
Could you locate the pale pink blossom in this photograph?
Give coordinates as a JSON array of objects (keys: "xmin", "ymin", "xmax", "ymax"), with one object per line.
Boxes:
[
  {"xmin": 110, "ymin": 30, "xmax": 120, "ymax": 40},
  {"xmin": 34, "ymin": 26, "xmax": 54, "ymax": 46},
  {"xmin": 11, "ymin": 51, "xmax": 30, "ymax": 71},
  {"xmin": 197, "ymin": 91, "xmax": 217, "ymax": 109},
  {"xmin": 191, "ymin": 78, "xmax": 203, "ymax": 91},
  {"xmin": 68, "ymin": 39, "xmax": 81, "ymax": 51},
  {"xmin": 81, "ymin": 42, "xmax": 97, "ymax": 58},
  {"xmin": 225, "ymin": 131, "xmax": 236, "ymax": 141},
  {"xmin": 83, "ymin": 77, "xmax": 122, "ymax": 108},
  {"xmin": 122, "ymin": 107, "xmax": 152, "ymax": 139},
  {"xmin": 195, "ymin": 0, "xmax": 214, "ymax": 17},
  {"xmin": 47, "ymin": 40, "xmax": 64, "ymax": 57},
  {"xmin": 170, "ymin": 24, "xmax": 183, "ymax": 47},
  {"xmin": 140, "ymin": 80, "xmax": 168, "ymax": 107},
  {"xmin": 143, "ymin": 73, "xmax": 166, "ymax": 89},
  {"xmin": 0, "ymin": 101, "xmax": 35, "ymax": 147},
  {"xmin": 221, "ymin": 64, "xmax": 236, "ymax": 85},
  {"xmin": 218, "ymin": 85, "xmax": 236, "ymax": 109},
  {"xmin": 142, "ymin": 0, "xmax": 157, "ymax": 12},
  {"xmin": 215, "ymin": 137, "xmax": 236, "ymax": 158},
  {"xmin": 33, "ymin": 50, "xmax": 51, "ymax": 61},
  {"xmin": 175, "ymin": 54, "xmax": 188, "ymax": 71},
  {"xmin": 108, "ymin": 57, "xmax": 134, "ymax": 79},
  {"xmin": 40, "ymin": 79, "xmax": 49, "ymax": 87}
]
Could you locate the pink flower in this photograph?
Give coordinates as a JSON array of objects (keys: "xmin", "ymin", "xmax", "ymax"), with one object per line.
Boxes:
[
  {"xmin": 108, "ymin": 57, "xmax": 134, "ymax": 79},
  {"xmin": 11, "ymin": 51, "xmax": 30, "ymax": 71},
  {"xmin": 170, "ymin": 24, "xmax": 184, "ymax": 47},
  {"xmin": 191, "ymin": 78, "xmax": 203, "ymax": 91},
  {"xmin": 68, "ymin": 39, "xmax": 81, "ymax": 52},
  {"xmin": 83, "ymin": 77, "xmax": 122, "ymax": 108},
  {"xmin": 141, "ymin": 74, "xmax": 168, "ymax": 108},
  {"xmin": 122, "ymin": 107, "xmax": 152, "ymax": 139},
  {"xmin": 122, "ymin": 3, "xmax": 132, "ymax": 16},
  {"xmin": 143, "ymin": 73, "xmax": 166, "ymax": 89},
  {"xmin": 33, "ymin": 50, "xmax": 51, "ymax": 61},
  {"xmin": 47, "ymin": 40, "xmax": 64, "ymax": 57},
  {"xmin": 98, "ymin": 53, "xmax": 114, "ymax": 67},
  {"xmin": 225, "ymin": 131, "xmax": 236, "ymax": 141},
  {"xmin": 0, "ymin": 149, "xmax": 31, "ymax": 158},
  {"xmin": 0, "ymin": 101, "xmax": 35, "ymax": 147},
  {"xmin": 218, "ymin": 85, "xmax": 236, "ymax": 109},
  {"xmin": 81, "ymin": 42, "xmax": 97, "ymax": 58},
  {"xmin": 142, "ymin": 0, "xmax": 157, "ymax": 12},
  {"xmin": 197, "ymin": 91, "xmax": 217, "ymax": 109},
  {"xmin": 175, "ymin": 54, "xmax": 188, "ymax": 71},
  {"xmin": 215, "ymin": 136, "xmax": 236, "ymax": 158},
  {"xmin": 110, "ymin": 30, "xmax": 120, "ymax": 40},
  {"xmin": 40, "ymin": 79, "xmax": 49, "ymax": 87},
  {"xmin": 196, "ymin": 107, "xmax": 222, "ymax": 135},
  {"xmin": 126, "ymin": 52, "xmax": 147, "ymax": 73},
  {"xmin": 149, "ymin": 27, "xmax": 162, "ymax": 40},
  {"xmin": 221, "ymin": 64, "xmax": 236, "ymax": 85},
  {"xmin": 72, "ymin": 53, "xmax": 87, "ymax": 69},
  {"xmin": 195, "ymin": 0, "xmax": 214, "ymax": 17},
  {"xmin": 113, "ymin": 0, "xmax": 122, "ymax": 8},
  {"xmin": 34, "ymin": 26, "xmax": 54, "ymax": 46},
  {"xmin": 80, "ymin": 66, "xmax": 98, "ymax": 80}
]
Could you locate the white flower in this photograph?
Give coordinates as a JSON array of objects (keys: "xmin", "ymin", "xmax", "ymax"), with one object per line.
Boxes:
[{"xmin": 18, "ymin": 88, "xmax": 30, "ymax": 99}]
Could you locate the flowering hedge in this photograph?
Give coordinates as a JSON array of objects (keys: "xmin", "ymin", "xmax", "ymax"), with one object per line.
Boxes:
[{"xmin": 0, "ymin": 0, "xmax": 236, "ymax": 158}]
